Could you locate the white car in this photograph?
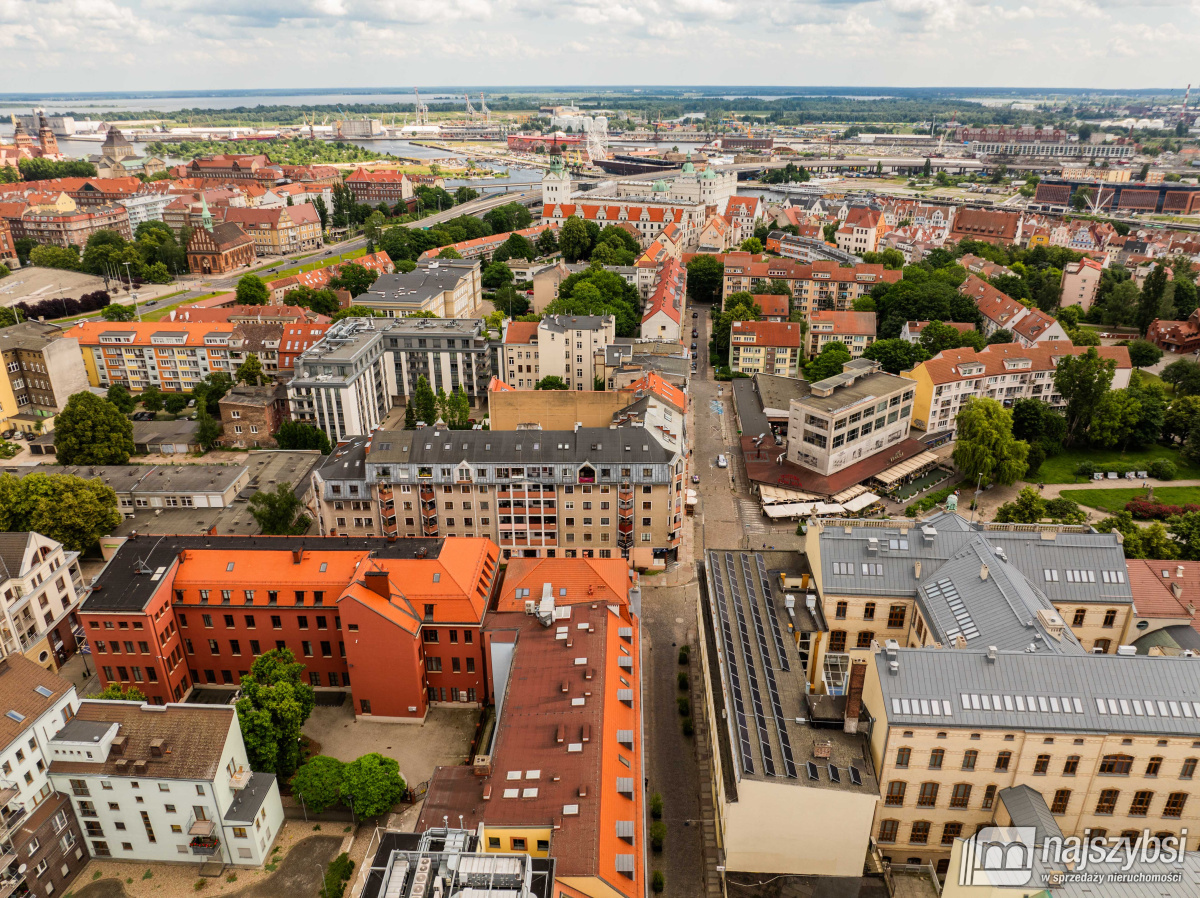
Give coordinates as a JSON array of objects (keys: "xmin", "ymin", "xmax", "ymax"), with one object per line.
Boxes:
[{"xmin": 717, "ymin": 455, "xmax": 728, "ymax": 468}]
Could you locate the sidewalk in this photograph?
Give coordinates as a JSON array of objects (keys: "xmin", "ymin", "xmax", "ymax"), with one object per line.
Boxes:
[{"xmin": 57, "ymin": 650, "xmax": 102, "ymax": 697}]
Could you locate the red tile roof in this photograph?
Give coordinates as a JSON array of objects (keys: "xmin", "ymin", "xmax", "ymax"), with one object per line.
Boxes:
[
  {"xmin": 917, "ymin": 341, "xmax": 1131, "ymax": 385},
  {"xmin": 808, "ymin": 310, "xmax": 877, "ymax": 335},
  {"xmin": 961, "ymin": 274, "xmax": 1028, "ymax": 328},
  {"xmin": 504, "ymin": 321, "xmax": 540, "ymax": 345},
  {"xmin": 730, "ymin": 320, "xmax": 805, "ymax": 347},
  {"xmin": 1126, "ymin": 560, "xmax": 1196, "ymax": 621},
  {"xmin": 620, "ymin": 371, "xmax": 687, "ymax": 413},
  {"xmin": 750, "ymin": 294, "xmax": 790, "ymax": 319}
]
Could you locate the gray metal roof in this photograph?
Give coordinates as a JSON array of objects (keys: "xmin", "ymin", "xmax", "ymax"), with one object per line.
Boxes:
[
  {"xmin": 818, "ymin": 514, "xmax": 1132, "ymax": 607},
  {"xmin": 874, "ymin": 648, "xmax": 1200, "ymax": 736},
  {"xmin": 540, "ymin": 314, "xmax": 613, "ymax": 334},
  {"xmin": 996, "ymin": 785, "xmax": 1063, "ymax": 846},
  {"xmin": 365, "ymin": 426, "xmax": 676, "ymax": 467},
  {"xmin": 914, "ymin": 537, "xmax": 1084, "ymax": 655}
]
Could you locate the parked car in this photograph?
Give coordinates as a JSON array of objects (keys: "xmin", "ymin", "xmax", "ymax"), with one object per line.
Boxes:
[
  {"xmin": 692, "ymin": 311, "xmax": 699, "ymax": 318},
  {"xmin": 144, "ymin": 300, "xmax": 157, "ymax": 307},
  {"xmin": 717, "ymin": 454, "xmax": 728, "ymax": 468},
  {"xmin": 692, "ymin": 329, "xmax": 698, "ymax": 338},
  {"xmin": 10, "ymin": 432, "xmax": 23, "ymax": 440},
  {"xmin": 691, "ymin": 474, "xmax": 700, "ymax": 483}
]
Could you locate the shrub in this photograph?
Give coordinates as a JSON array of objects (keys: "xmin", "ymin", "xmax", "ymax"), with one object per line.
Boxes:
[
  {"xmin": 650, "ymin": 821, "xmax": 667, "ymax": 852},
  {"xmin": 677, "ymin": 696, "xmax": 690, "ymax": 716},
  {"xmin": 650, "ymin": 793, "xmax": 663, "ymax": 820},
  {"xmin": 1075, "ymin": 461, "xmax": 1097, "ymax": 478},
  {"xmin": 904, "ymin": 479, "xmax": 963, "ymax": 517},
  {"xmin": 194, "ymin": 881, "xmax": 207, "ymax": 891},
  {"xmin": 678, "ymin": 644, "xmax": 690, "ymax": 665},
  {"xmin": 677, "ymin": 671, "xmax": 689, "ymax": 690},
  {"xmin": 1124, "ymin": 499, "xmax": 1200, "ymax": 520},
  {"xmin": 652, "ymin": 871, "xmax": 665, "ymax": 893},
  {"xmin": 1148, "ymin": 459, "xmax": 1177, "ymax": 480},
  {"xmin": 322, "ymin": 853, "xmax": 356, "ymax": 898},
  {"xmin": 682, "ymin": 717, "xmax": 694, "ymax": 737}
]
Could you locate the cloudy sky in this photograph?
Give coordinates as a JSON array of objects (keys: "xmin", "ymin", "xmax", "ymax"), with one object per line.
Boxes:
[{"xmin": 2, "ymin": 0, "xmax": 1197, "ymax": 93}]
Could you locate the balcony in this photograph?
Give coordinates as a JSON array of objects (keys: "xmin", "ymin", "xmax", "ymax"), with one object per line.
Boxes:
[
  {"xmin": 0, "ymin": 869, "xmax": 25, "ymax": 898},
  {"xmin": 422, "ymin": 521, "xmax": 440, "ymax": 538},
  {"xmin": 189, "ymin": 835, "xmax": 221, "ymax": 856},
  {"xmin": 228, "ymin": 766, "xmax": 252, "ymax": 790},
  {"xmin": 188, "ymin": 814, "xmax": 215, "ymax": 836},
  {"xmin": 0, "ymin": 782, "xmax": 16, "ymax": 807},
  {"xmin": 0, "ymin": 809, "xmax": 27, "ymax": 841}
]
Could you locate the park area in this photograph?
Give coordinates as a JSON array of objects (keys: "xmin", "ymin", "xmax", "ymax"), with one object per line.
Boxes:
[
  {"xmin": 1035, "ymin": 446, "xmax": 1200, "ymax": 484},
  {"xmin": 1059, "ymin": 486, "xmax": 1200, "ymax": 515}
]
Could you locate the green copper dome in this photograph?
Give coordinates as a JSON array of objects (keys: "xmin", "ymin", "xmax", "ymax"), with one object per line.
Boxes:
[
  {"xmin": 651, "ymin": 178, "xmax": 668, "ymax": 192},
  {"xmin": 701, "ymin": 166, "xmax": 717, "ymax": 179},
  {"xmin": 682, "ymin": 152, "xmax": 695, "ymax": 174}
]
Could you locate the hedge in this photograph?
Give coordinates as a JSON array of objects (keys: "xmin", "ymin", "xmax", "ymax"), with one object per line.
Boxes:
[
  {"xmin": 1124, "ymin": 499, "xmax": 1200, "ymax": 520},
  {"xmin": 905, "ymin": 480, "xmax": 965, "ymax": 518}
]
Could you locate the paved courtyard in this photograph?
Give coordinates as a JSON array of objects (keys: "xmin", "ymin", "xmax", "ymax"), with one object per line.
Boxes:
[{"xmin": 302, "ymin": 703, "xmax": 479, "ymax": 788}]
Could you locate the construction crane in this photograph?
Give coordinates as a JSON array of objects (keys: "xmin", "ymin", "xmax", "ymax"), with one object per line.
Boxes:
[
  {"xmin": 413, "ymin": 89, "xmax": 429, "ymax": 126},
  {"xmin": 464, "ymin": 94, "xmax": 476, "ymax": 118},
  {"xmin": 479, "ymin": 93, "xmax": 490, "ymax": 124}
]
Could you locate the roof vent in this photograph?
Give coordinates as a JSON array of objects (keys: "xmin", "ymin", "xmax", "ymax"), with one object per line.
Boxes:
[{"xmin": 986, "ymin": 645, "xmax": 998, "ymax": 662}]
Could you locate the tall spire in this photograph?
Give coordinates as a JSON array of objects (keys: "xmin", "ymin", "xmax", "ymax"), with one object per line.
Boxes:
[{"xmin": 200, "ymin": 194, "xmax": 213, "ymax": 232}]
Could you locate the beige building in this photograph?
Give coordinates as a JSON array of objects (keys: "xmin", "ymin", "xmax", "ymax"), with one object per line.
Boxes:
[
  {"xmin": 807, "ymin": 310, "xmax": 877, "ymax": 359},
  {"xmin": 0, "ymin": 320, "xmax": 90, "ymax": 434},
  {"xmin": 499, "ymin": 320, "xmax": 540, "ymax": 388},
  {"xmin": 862, "ymin": 645, "xmax": 1200, "ymax": 874},
  {"xmin": 534, "ymin": 314, "xmax": 616, "ymax": 392},
  {"xmin": 729, "ymin": 320, "xmax": 805, "ymax": 378},
  {"xmin": 0, "ymin": 531, "xmax": 87, "ymax": 672},
  {"xmin": 311, "ymin": 421, "xmax": 686, "ymax": 569},
  {"xmin": 359, "ymin": 260, "xmax": 483, "ymax": 319},
  {"xmin": 1060, "ymin": 258, "xmax": 1104, "ymax": 311}
]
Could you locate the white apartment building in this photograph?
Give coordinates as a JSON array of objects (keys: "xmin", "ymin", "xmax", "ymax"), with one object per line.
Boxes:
[
  {"xmin": 48, "ymin": 702, "xmax": 283, "ymax": 867},
  {"xmin": 0, "ymin": 533, "xmax": 87, "ymax": 673},
  {"xmin": 533, "ymin": 315, "xmax": 617, "ymax": 391},
  {"xmin": 118, "ymin": 194, "xmax": 174, "ymax": 228},
  {"xmin": 904, "ymin": 342, "xmax": 1133, "ymax": 435}
]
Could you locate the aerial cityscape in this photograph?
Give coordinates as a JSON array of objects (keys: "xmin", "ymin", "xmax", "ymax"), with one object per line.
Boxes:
[{"xmin": 1, "ymin": 68, "xmax": 1200, "ymax": 898}]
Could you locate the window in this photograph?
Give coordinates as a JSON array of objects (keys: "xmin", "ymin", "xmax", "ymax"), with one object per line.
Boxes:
[
  {"xmin": 896, "ymin": 747, "xmax": 911, "ymax": 768},
  {"xmin": 949, "ymin": 784, "xmax": 971, "ymax": 809},
  {"xmin": 962, "ymin": 750, "xmax": 978, "ymax": 771},
  {"xmin": 1130, "ymin": 791, "xmax": 1153, "ymax": 816},
  {"xmin": 982, "ymin": 785, "xmax": 996, "ymax": 810},
  {"xmin": 1034, "ymin": 755, "xmax": 1050, "ymax": 775},
  {"xmin": 1063, "ymin": 755, "xmax": 1080, "ymax": 775},
  {"xmin": 909, "ymin": 821, "xmax": 930, "ymax": 845},
  {"xmin": 1094, "ymin": 638, "xmax": 1111, "ymax": 653},
  {"xmin": 941, "ymin": 822, "xmax": 963, "ymax": 846},
  {"xmin": 510, "ymin": 838, "xmax": 526, "ymax": 852},
  {"xmin": 995, "ymin": 752, "xmax": 1011, "ymax": 772},
  {"xmin": 862, "ymin": 563, "xmax": 883, "ymax": 577},
  {"xmin": 1164, "ymin": 792, "xmax": 1188, "ymax": 818},
  {"xmin": 1073, "ymin": 609, "xmax": 1086, "ymax": 626},
  {"xmin": 878, "ymin": 819, "xmax": 899, "ymax": 843},
  {"xmin": 1096, "ymin": 789, "xmax": 1120, "ymax": 815},
  {"xmin": 835, "ymin": 601, "xmax": 848, "ymax": 620},
  {"xmin": 856, "ymin": 631, "xmax": 875, "ymax": 649},
  {"xmin": 1103, "ymin": 609, "xmax": 1117, "ymax": 628},
  {"xmin": 1181, "ymin": 759, "xmax": 1197, "ymax": 780},
  {"xmin": 928, "ymin": 749, "xmax": 944, "ymax": 769},
  {"xmin": 1100, "ymin": 755, "xmax": 1132, "ymax": 776},
  {"xmin": 887, "ymin": 605, "xmax": 906, "ymax": 629},
  {"xmin": 885, "ymin": 781, "xmax": 906, "ymax": 806},
  {"xmin": 832, "ymin": 562, "xmax": 853, "ymax": 575},
  {"xmin": 863, "ymin": 602, "xmax": 876, "ymax": 621},
  {"xmin": 1019, "ymin": 777, "xmax": 1061, "ymax": 811},
  {"xmin": 917, "ymin": 782, "xmax": 939, "ymax": 807},
  {"xmin": 829, "ymin": 631, "xmax": 846, "ymax": 652},
  {"xmin": 1147, "ymin": 757, "xmax": 1163, "ymax": 777}
]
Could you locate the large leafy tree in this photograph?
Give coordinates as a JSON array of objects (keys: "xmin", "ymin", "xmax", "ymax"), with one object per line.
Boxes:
[
  {"xmin": 482, "ymin": 261, "xmax": 514, "ymax": 290},
  {"xmin": 535, "ymin": 376, "xmax": 568, "ymax": 390},
  {"xmin": 1089, "ymin": 389, "xmax": 1143, "ymax": 449},
  {"xmin": 951, "ymin": 397, "xmax": 1029, "ymax": 487},
  {"xmin": 340, "ymin": 753, "xmax": 406, "ymax": 818},
  {"xmin": 1137, "ymin": 264, "xmax": 1170, "ymax": 335},
  {"xmin": 805, "ymin": 342, "xmax": 852, "ymax": 382},
  {"xmin": 0, "ymin": 473, "xmax": 121, "ymax": 552},
  {"xmin": 993, "ymin": 487, "xmax": 1047, "ymax": 524},
  {"xmin": 711, "ymin": 294, "xmax": 760, "ymax": 366},
  {"xmin": 412, "ymin": 375, "xmax": 436, "ymax": 425},
  {"xmin": 235, "ymin": 649, "xmax": 316, "ymax": 779},
  {"xmin": 248, "ymin": 481, "xmax": 310, "ymax": 535},
  {"xmin": 191, "ymin": 372, "xmax": 233, "ymax": 416},
  {"xmin": 1054, "ymin": 348, "xmax": 1117, "ymax": 445},
  {"xmin": 54, "ymin": 393, "xmax": 135, "ymax": 465},
  {"xmin": 235, "ymin": 274, "xmax": 269, "ymax": 306},
  {"xmin": 1162, "ymin": 359, "xmax": 1200, "ymax": 396},
  {"xmin": 106, "ymin": 383, "xmax": 136, "ymax": 415},
  {"xmin": 1127, "ymin": 339, "xmax": 1163, "ymax": 369},
  {"xmin": 276, "ymin": 420, "xmax": 332, "ymax": 454},
  {"xmin": 327, "ymin": 262, "xmax": 380, "ymax": 298},
  {"xmin": 558, "ymin": 216, "xmax": 591, "ymax": 263},
  {"xmin": 195, "ymin": 405, "xmax": 223, "ymax": 451},
  {"xmin": 287, "ymin": 285, "xmax": 341, "ymax": 317},
  {"xmin": 862, "ymin": 339, "xmax": 929, "ymax": 375},
  {"xmin": 1169, "ymin": 511, "xmax": 1200, "ymax": 560},
  {"xmin": 686, "ymin": 255, "xmax": 724, "ymax": 305},
  {"xmin": 291, "ymin": 756, "xmax": 346, "ymax": 814},
  {"xmin": 236, "ymin": 353, "xmax": 265, "ymax": 385}
]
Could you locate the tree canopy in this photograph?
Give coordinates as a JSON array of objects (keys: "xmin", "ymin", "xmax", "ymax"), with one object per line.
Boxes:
[
  {"xmin": 54, "ymin": 393, "xmax": 135, "ymax": 465},
  {"xmin": 235, "ymin": 274, "xmax": 269, "ymax": 306},
  {"xmin": 0, "ymin": 473, "xmax": 122, "ymax": 552},
  {"xmin": 952, "ymin": 398, "xmax": 1029, "ymax": 487},
  {"xmin": 235, "ymin": 649, "xmax": 316, "ymax": 779},
  {"xmin": 340, "ymin": 753, "xmax": 406, "ymax": 818},
  {"xmin": 276, "ymin": 420, "xmax": 332, "ymax": 454},
  {"xmin": 248, "ymin": 481, "xmax": 310, "ymax": 535}
]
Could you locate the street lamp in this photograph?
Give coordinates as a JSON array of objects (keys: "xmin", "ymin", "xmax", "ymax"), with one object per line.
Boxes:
[
  {"xmin": 969, "ymin": 471, "xmax": 984, "ymax": 523},
  {"xmin": 124, "ymin": 262, "xmax": 141, "ymax": 321},
  {"xmin": 317, "ymin": 864, "xmax": 327, "ymax": 898}
]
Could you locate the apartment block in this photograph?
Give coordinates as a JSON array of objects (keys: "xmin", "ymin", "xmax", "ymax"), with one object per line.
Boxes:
[
  {"xmin": 729, "ymin": 321, "xmax": 804, "ymax": 378},
  {"xmin": 47, "ymin": 701, "xmax": 284, "ymax": 866},
  {"xmin": 0, "ymin": 656, "xmax": 87, "ymax": 898},
  {"xmin": 0, "ymin": 532, "xmax": 88, "ymax": 673},
  {"xmin": 786, "ymin": 360, "xmax": 915, "ymax": 478},
  {"xmin": 359, "ymin": 260, "xmax": 483, "ymax": 319},
  {"xmin": 72, "ymin": 321, "xmax": 237, "ymax": 393},
  {"xmin": 862, "ymin": 647, "xmax": 1200, "ymax": 872},
  {"xmin": 344, "ymin": 169, "xmax": 414, "ymax": 207},
  {"xmin": 0, "ymin": 320, "xmax": 90, "ymax": 434},
  {"xmin": 1060, "ymin": 258, "xmax": 1104, "ymax": 311},
  {"xmin": 903, "ymin": 342, "xmax": 1132, "ymax": 435},
  {"xmin": 311, "ymin": 422, "xmax": 686, "ymax": 568},
  {"xmin": 534, "ymin": 315, "xmax": 616, "ymax": 391},
  {"xmin": 960, "ymin": 275, "xmax": 1069, "ymax": 347},
  {"xmin": 217, "ymin": 204, "xmax": 323, "ymax": 256},
  {"xmin": 835, "ymin": 207, "xmax": 885, "ymax": 256},
  {"xmin": 14, "ymin": 205, "xmax": 131, "ymax": 248},
  {"xmin": 500, "ymin": 321, "xmax": 540, "ymax": 389},
  {"xmin": 642, "ymin": 258, "xmax": 685, "ymax": 343},
  {"xmin": 807, "ymin": 310, "xmax": 877, "ymax": 359},
  {"xmin": 417, "ymin": 558, "xmax": 645, "ymax": 898},
  {"xmin": 721, "ymin": 254, "xmax": 899, "ymax": 313}
]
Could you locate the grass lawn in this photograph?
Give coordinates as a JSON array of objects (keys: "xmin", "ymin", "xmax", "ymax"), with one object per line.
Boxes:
[
  {"xmin": 140, "ymin": 291, "xmax": 226, "ymax": 322},
  {"xmin": 253, "ymin": 247, "xmax": 367, "ymax": 281},
  {"xmin": 1060, "ymin": 486, "xmax": 1200, "ymax": 514},
  {"xmin": 1036, "ymin": 446, "xmax": 1200, "ymax": 484}
]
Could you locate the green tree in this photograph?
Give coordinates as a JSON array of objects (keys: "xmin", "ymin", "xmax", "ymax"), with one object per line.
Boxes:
[
  {"xmin": 1162, "ymin": 359, "xmax": 1200, "ymax": 396},
  {"xmin": 235, "ymin": 649, "xmax": 315, "ymax": 779},
  {"xmin": 861, "ymin": 339, "xmax": 930, "ymax": 374},
  {"xmin": 1137, "ymin": 264, "xmax": 1170, "ymax": 336},
  {"xmin": 235, "ymin": 274, "xmax": 269, "ymax": 306},
  {"xmin": 1168, "ymin": 511, "xmax": 1200, "ymax": 561},
  {"xmin": 710, "ymin": 295, "xmax": 761, "ymax": 365},
  {"xmin": 536, "ymin": 227, "xmax": 559, "ymax": 256},
  {"xmin": 952, "ymin": 398, "xmax": 1030, "ymax": 486},
  {"xmin": 1010, "ymin": 398, "xmax": 1066, "ymax": 453},
  {"xmin": 805, "ymin": 342, "xmax": 852, "ymax": 382},
  {"xmin": 413, "ymin": 375, "xmax": 436, "ymax": 425},
  {"xmin": 1054, "ymin": 347, "xmax": 1117, "ymax": 445},
  {"xmin": 191, "ymin": 372, "xmax": 233, "ymax": 416},
  {"xmin": 453, "ymin": 186, "xmax": 479, "ymax": 204},
  {"xmin": 482, "ymin": 261, "xmax": 514, "ymax": 290},
  {"xmin": 0, "ymin": 473, "xmax": 121, "ymax": 552},
  {"xmin": 54, "ymin": 393, "xmax": 134, "ymax": 465},
  {"xmin": 287, "ymin": 286, "xmax": 341, "ymax": 316},
  {"xmin": 851, "ymin": 295, "xmax": 876, "ymax": 313},
  {"xmin": 1164, "ymin": 396, "xmax": 1200, "ymax": 444},
  {"xmin": 236, "ymin": 353, "xmax": 265, "ymax": 385},
  {"xmin": 29, "ymin": 244, "xmax": 81, "ymax": 270},
  {"xmin": 327, "ymin": 262, "xmax": 380, "ymax": 298},
  {"xmin": 96, "ymin": 684, "xmax": 147, "ymax": 701},
  {"xmin": 404, "ymin": 406, "xmax": 417, "ymax": 429},
  {"xmin": 340, "ymin": 753, "xmax": 406, "ymax": 818},
  {"xmin": 331, "ymin": 306, "xmax": 384, "ymax": 323},
  {"xmin": 106, "ymin": 383, "xmax": 136, "ymax": 415},
  {"xmin": 922, "ymin": 157, "xmax": 933, "ymax": 178},
  {"xmin": 919, "ymin": 320, "xmax": 967, "ymax": 355},
  {"xmin": 535, "ymin": 376, "xmax": 569, "ymax": 390},
  {"xmin": 986, "ymin": 328, "xmax": 1015, "ymax": 346},
  {"xmin": 686, "ymin": 255, "xmax": 724, "ymax": 305},
  {"xmin": 101, "ymin": 303, "xmax": 136, "ymax": 322},
  {"xmin": 493, "ymin": 232, "xmax": 537, "ymax": 263},
  {"xmin": 140, "ymin": 385, "xmax": 163, "ymax": 414},
  {"xmin": 248, "ymin": 481, "xmax": 309, "ymax": 535},
  {"xmin": 195, "ymin": 405, "xmax": 223, "ymax": 451},
  {"xmin": 822, "ymin": 222, "xmax": 839, "ymax": 244},
  {"xmin": 559, "ymin": 216, "xmax": 591, "ymax": 263},
  {"xmin": 1089, "ymin": 389, "xmax": 1142, "ymax": 449},
  {"xmin": 275, "ymin": 420, "xmax": 332, "ymax": 454},
  {"xmin": 1127, "ymin": 339, "xmax": 1163, "ymax": 368},
  {"xmin": 993, "ymin": 487, "xmax": 1047, "ymax": 524},
  {"xmin": 312, "ymin": 196, "xmax": 329, "ymax": 230},
  {"xmin": 163, "ymin": 394, "xmax": 188, "ymax": 416},
  {"xmin": 291, "ymin": 756, "xmax": 345, "ymax": 814},
  {"xmin": 740, "ymin": 237, "xmax": 763, "ymax": 254},
  {"xmin": 437, "ymin": 247, "xmax": 463, "ymax": 260}
]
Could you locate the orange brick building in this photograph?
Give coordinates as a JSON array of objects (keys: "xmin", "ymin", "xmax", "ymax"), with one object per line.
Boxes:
[{"xmin": 81, "ymin": 535, "xmax": 499, "ymax": 721}]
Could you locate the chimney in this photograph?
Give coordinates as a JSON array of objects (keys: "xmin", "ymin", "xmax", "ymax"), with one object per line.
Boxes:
[
  {"xmin": 1171, "ymin": 582, "xmax": 1183, "ymax": 601},
  {"xmin": 111, "ymin": 735, "xmax": 127, "ymax": 756},
  {"xmin": 914, "ymin": 561, "xmax": 922, "ymax": 579},
  {"xmin": 954, "ymin": 634, "xmax": 967, "ymax": 649},
  {"xmin": 986, "ymin": 645, "xmax": 998, "ymax": 663},
  {"xmin": 1178, "ymin": 565, "xmax": 1186, "ymax": 579},
  {"xmin": 292, "ymin": 549, "xmax": 304, "ymax": 564},
  {"xmin": 363, "ymin": 569, "xmax": 390, "ymax": 598},
  {"xmin": 843, "ymin": 660, "xmax": 866, "ymax": 734},
  {"xmin": 149, "ymin": 737, "xmax": 165, "ymax": 757},
  {"xmin": 980, "ymin": 563, "xmax": 989, "ymax": 581}
]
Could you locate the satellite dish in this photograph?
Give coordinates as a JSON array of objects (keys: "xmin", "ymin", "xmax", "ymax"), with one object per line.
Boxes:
[{"xmin": 17, "ymin": 865, "xmax": 26, "ymax": 875}]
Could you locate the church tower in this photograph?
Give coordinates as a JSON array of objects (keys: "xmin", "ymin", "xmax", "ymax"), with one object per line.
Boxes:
[
  {"xmin": 10, "ymin": 117, "xmax": 33, "ymax": 151},
  {"xmin": 37, "ymin": 115, "xmax": 59, "ymax": 157},
  {"xmin": 541, "ymin": 153, "xmax": 572, "ymax": 208}
]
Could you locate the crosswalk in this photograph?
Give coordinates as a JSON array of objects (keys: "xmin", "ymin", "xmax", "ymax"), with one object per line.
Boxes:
[{"xmin": 737, "ymin": 498, "xmax": 768, "ymax": 537}]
